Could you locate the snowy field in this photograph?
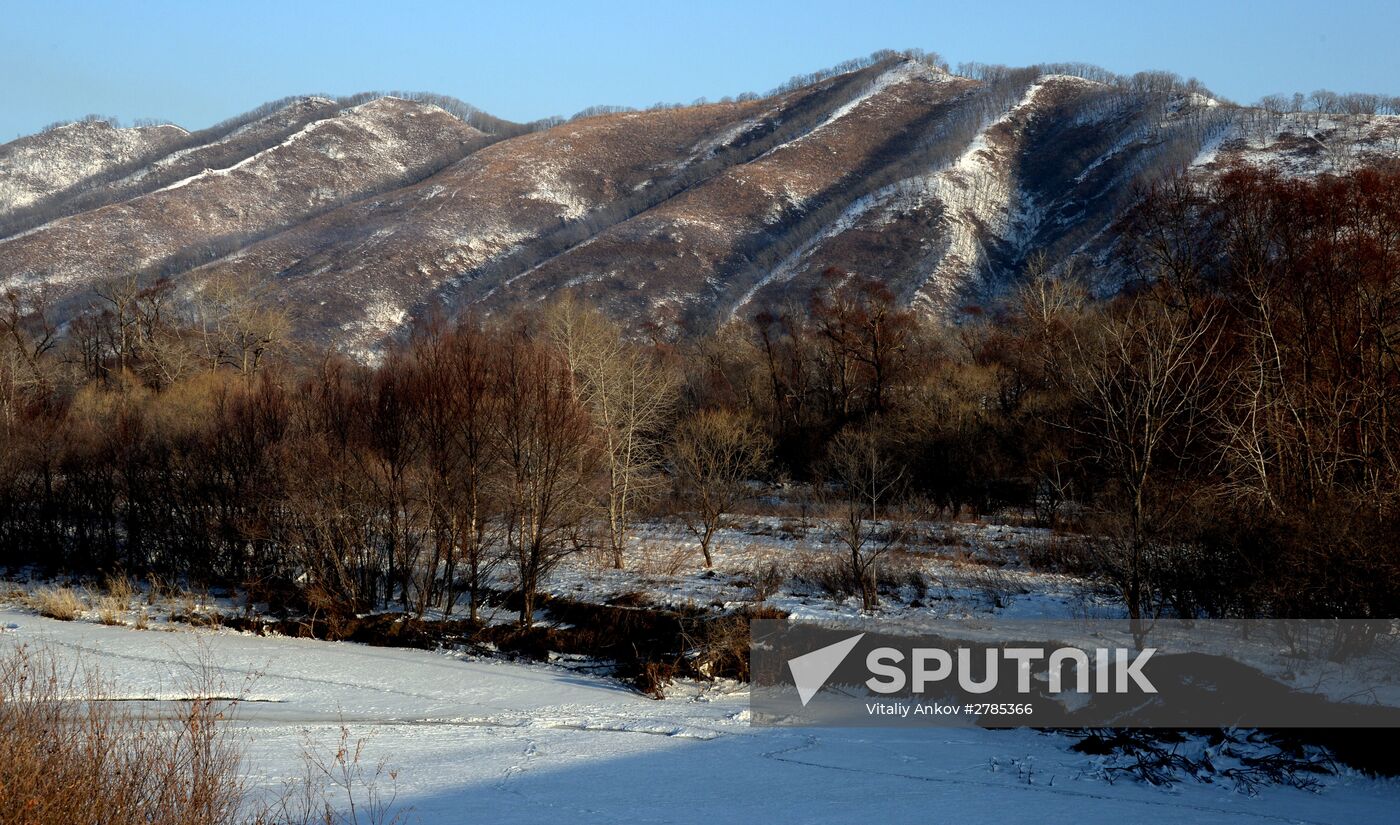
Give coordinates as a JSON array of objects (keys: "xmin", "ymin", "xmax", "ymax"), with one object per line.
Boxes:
[
  {"xmin": 538, "ymin": 515, "xmax": 1108, "ymax": 628},
  {"xmin": 3, "ymin": 607, "xmax": 1397, "ymax": 824}
]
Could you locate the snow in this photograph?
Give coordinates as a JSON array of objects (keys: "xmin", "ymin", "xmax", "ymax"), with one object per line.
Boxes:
[
  {"xmin": 1, "ymin": 508, "xmax": 1396, "ymax": 821},
  {"xmin": 522, "ymin": 161, "xmax": 590, "ymax": 220},
  {"xmin": 806, "ymin": 62, "xmax": 947, "ymax": 138},
  {"xmin": 0, "ymin": 121, "xmax": 183, "ymax": 216},
  {"xmin": 2, "ymin": 606, "xmax": 1395, "ymax": 824},
  {"xmin": 149, "ymin": 97, "xmax": 451, "ymax": 196},
  {"xmin": 342, "ymin": 292, "xmax": 409, "ymax": 358},
  {"xmin": 734, "ymin": 77, "xmax": 1054, "ymax": 317},
  {"xmin": 747, "ymin": 61, "xmax": 950, "ymax": 171},
  {"xmin": 531, "ymin": 515, "xmax": 1102, "ymax": 632},
  {"xmin": 891, "ymin": 77, "xmax": 1097, "ymax": 308},
  {"xmin": 111, "ymin": 98, "xmax": 336, "ymax": 191},
  {"xmin": 1191, "ymin": 127, "xmax": 1234, "ymax": 168},
  {"xmin": 152, "ymin": 113, "xmax": 342, "ymax": 193},
  {"xmin": 689, "ymin": 117, "xmax": 763, "ymax": 161},
  {"xmin": 1186, "ymin": 110, "xmax": 1400, "ymax": 177}
]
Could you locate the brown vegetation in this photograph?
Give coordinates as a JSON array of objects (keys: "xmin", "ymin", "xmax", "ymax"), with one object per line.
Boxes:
[
  {"xmin": 0, "ymin": 645, "xmax": 244, "ymax": 825},
  {"xmin": 0, "ymin": 645, "xmax": 407, "ymax": 825},
  {"xmin": 2, "ymin": 163, "xmax": 1399, "ymax": 628}
]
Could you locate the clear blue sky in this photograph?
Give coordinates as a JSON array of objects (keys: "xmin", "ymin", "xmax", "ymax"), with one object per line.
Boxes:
[{"xmin": 3, "ymin": 0, "xmax": 1398, "ymax": 140}]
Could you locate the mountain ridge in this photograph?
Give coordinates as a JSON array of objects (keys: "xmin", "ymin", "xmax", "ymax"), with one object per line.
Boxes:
[{"xmin": 2, "ymin": 54, "xmax": 1397, "ymax": 352}]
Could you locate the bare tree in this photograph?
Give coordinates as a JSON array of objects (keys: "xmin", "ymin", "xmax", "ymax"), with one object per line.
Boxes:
[
  {"xmin": 494, "ymin": 332, "xmax": 601, "ymax": 626},
  {"xmin": 362, "ymin": 350, "xmax": 428, "ymax": 610},
  {"xmin": 90, "ymin": 275, "xmax": 143, "ymax": 381},
  {"xmin": 281, "ymin": 360, "xmax": 384, "ymax": 613},
  {"xmin": 1051, "ymin": 295, "xmax": 1226, "ymax": 629},
  {"xmin": 549, "ymin": 300, "xmax": 678, "ymax": 569},
  {"xmin": 669, "ymin": 409, "xmax": 769, "ymax": 567},
  {"xmin": 0, "ymin": 290, "xmax": 59, "ymax": 418},
  {"xmin": 188, "ymin": 271, "xmax": 291, "ymax": 378},
  {"xmin": 820, "ymin": 425, "xmax": 916, "ymax": 610},
  {"xmin": 408, "ymin": 319, "xmax": 503, "ymax": 621}
]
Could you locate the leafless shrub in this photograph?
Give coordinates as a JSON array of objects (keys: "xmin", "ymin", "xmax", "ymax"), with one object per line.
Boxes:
[
  {"xmin": 0, "ymin": 645, "xmax": 245, "ymax": 825},
  {"xmin": 817, "ymin": 425, "xmax": 924, "ymax": 610},
  {"xmin": 741, "ymin": 558, "xmax": 789, "ymax": 601},
  {"xmin": 1019, "ymin": 533, "xmax": 1095, "ymax": 575},
  {"xmin": 790, "ymin": 548, "xmax": 856, "ymax": 601},
  {"xmin": 635, "ymin": 540, "xmax": 693, "ymax": 578},
  {"xmin": 872, "ymin": 549, "xmax": 934, "ymax": 601},
  {"xmin": 680, "ymin": 614, "xmax": 755, "ymax": 685},
  {"xmin": 669, "ymin": 410, "xmax": 770, "ymax": 567},
  {"xmin": 959, "ymin": 564, "xmax": 1028, "ymax": 610},
  {"xmin": 265, "ymin": 725, "xmax": 408, "ymax": 825}
]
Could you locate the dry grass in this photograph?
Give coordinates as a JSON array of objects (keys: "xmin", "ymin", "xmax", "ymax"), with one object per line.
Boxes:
[
  {"xmin": 268, "ymin": 726, "xmax": 409, "ymax": 825},
  {"xmin": 32, "ymin": 586, "xmax": 85, "ymax": 621},
  {"xmin": 0, "ymin": 645, "xmax": 408, "ymax": 825},
  {"xmin": 97, "ymin": 575, "xmax": 136, "ymax": 625},
  {"xmin": 634, "ymin": 539, "xmax": 695, "ymax": 578},
  {"xmin": 96, "ymin": 595, "xmax": 126, "ymax": 626},
  {"xmin": 103, "ymin": 573, "xmax": 137, "ymax": 603},
  {"xmin": 146, "ymin": 575, "xmax": 165, "ymax": 605},
  {"xmin": 0, "ymin": 645, "xmax": 244, "ymax": 825},
  {"xmin": 955, "ymin": 563, "xmax": 1029, "ymax": 609}
]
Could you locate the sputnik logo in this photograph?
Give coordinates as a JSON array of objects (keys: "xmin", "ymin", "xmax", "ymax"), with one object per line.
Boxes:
[{"xmin": 787, "ymin": 633, "xmax": 865, "ymax": 706}]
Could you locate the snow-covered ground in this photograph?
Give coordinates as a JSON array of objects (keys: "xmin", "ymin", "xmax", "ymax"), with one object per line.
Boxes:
[
  {"xmin": 539, "ymin": 515, "xmax": 1109, "ymax": 628},
  {"xmin": 3, "ymin": 608, "xmax": 1397, "ymax": 824}
]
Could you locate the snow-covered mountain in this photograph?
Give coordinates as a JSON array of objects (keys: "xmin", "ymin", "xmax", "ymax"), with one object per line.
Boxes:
[
  {"xmin": 2, "ymin": 57, "xmax": 1396, "ymax": 349},
  {"xmin": 0, "ymin": 118, "xmax": 187, "ymax": 216}
]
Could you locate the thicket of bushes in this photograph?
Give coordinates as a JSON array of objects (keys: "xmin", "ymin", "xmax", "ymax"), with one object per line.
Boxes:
[{"xmin": 2, "ymin": 164, "xmax": 1398, "ymax": 624}]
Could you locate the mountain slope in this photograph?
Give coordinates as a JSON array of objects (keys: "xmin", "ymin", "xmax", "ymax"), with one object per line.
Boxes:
[
  {"xmin": 0, "ymin": 97, "xmax": 487, "ymax": 301},
  {"xmin": 0, "ymin": 119, "xmax": 187, "ymax": 217},
  {"xmin": 1, "ymin": 56, "xmax": 1395, "ymax": 350}
]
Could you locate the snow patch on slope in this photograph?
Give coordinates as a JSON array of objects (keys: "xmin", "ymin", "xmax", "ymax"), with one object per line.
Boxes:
[
  {"xmin": 523, "ymin": 161, "xmax": 589, "ymax": 220},
  {"xmin": 750, "ymin": 61, "xmax": 954, "ymax": 165},
  {"xmin": 689, "ymin": 117, "xmax": 763, "ymax": 161},
  {"xmin": 116, "ymin": 98, "xmax": 338, "ymax": 189},
  {"xmin": 0, "ymin": 122, "xmax": 185, "ymax": 215},
  {"xmin": 811, "ymin": 61, "xmax": 946, "ymax": 134},
  {"xmin": 1191, "ymin": 111, "xmax": 1400, "ymax": 176},
  {"xmin": 153, "ymin": 112, "xmax": 344, "ymax": 192},
  {"xmin": 899, "ymin": 78, "xmax": 1073, "ymax": 308},
  {"xmin": 340, "ymin": 292, "xmax": 408, "ymax": 362},
  {"xmin": 734, "ymin": 76, "xmax": 1065, "ymax": 316},
  {"xmin": 152, "ymin": 97, "xmax": 464, "ymax": 195}
]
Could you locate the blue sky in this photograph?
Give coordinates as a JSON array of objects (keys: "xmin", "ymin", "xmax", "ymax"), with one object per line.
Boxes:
[{"xmin": 2, "ymin": 0, "xmax": 1397, "ymax": 139}]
